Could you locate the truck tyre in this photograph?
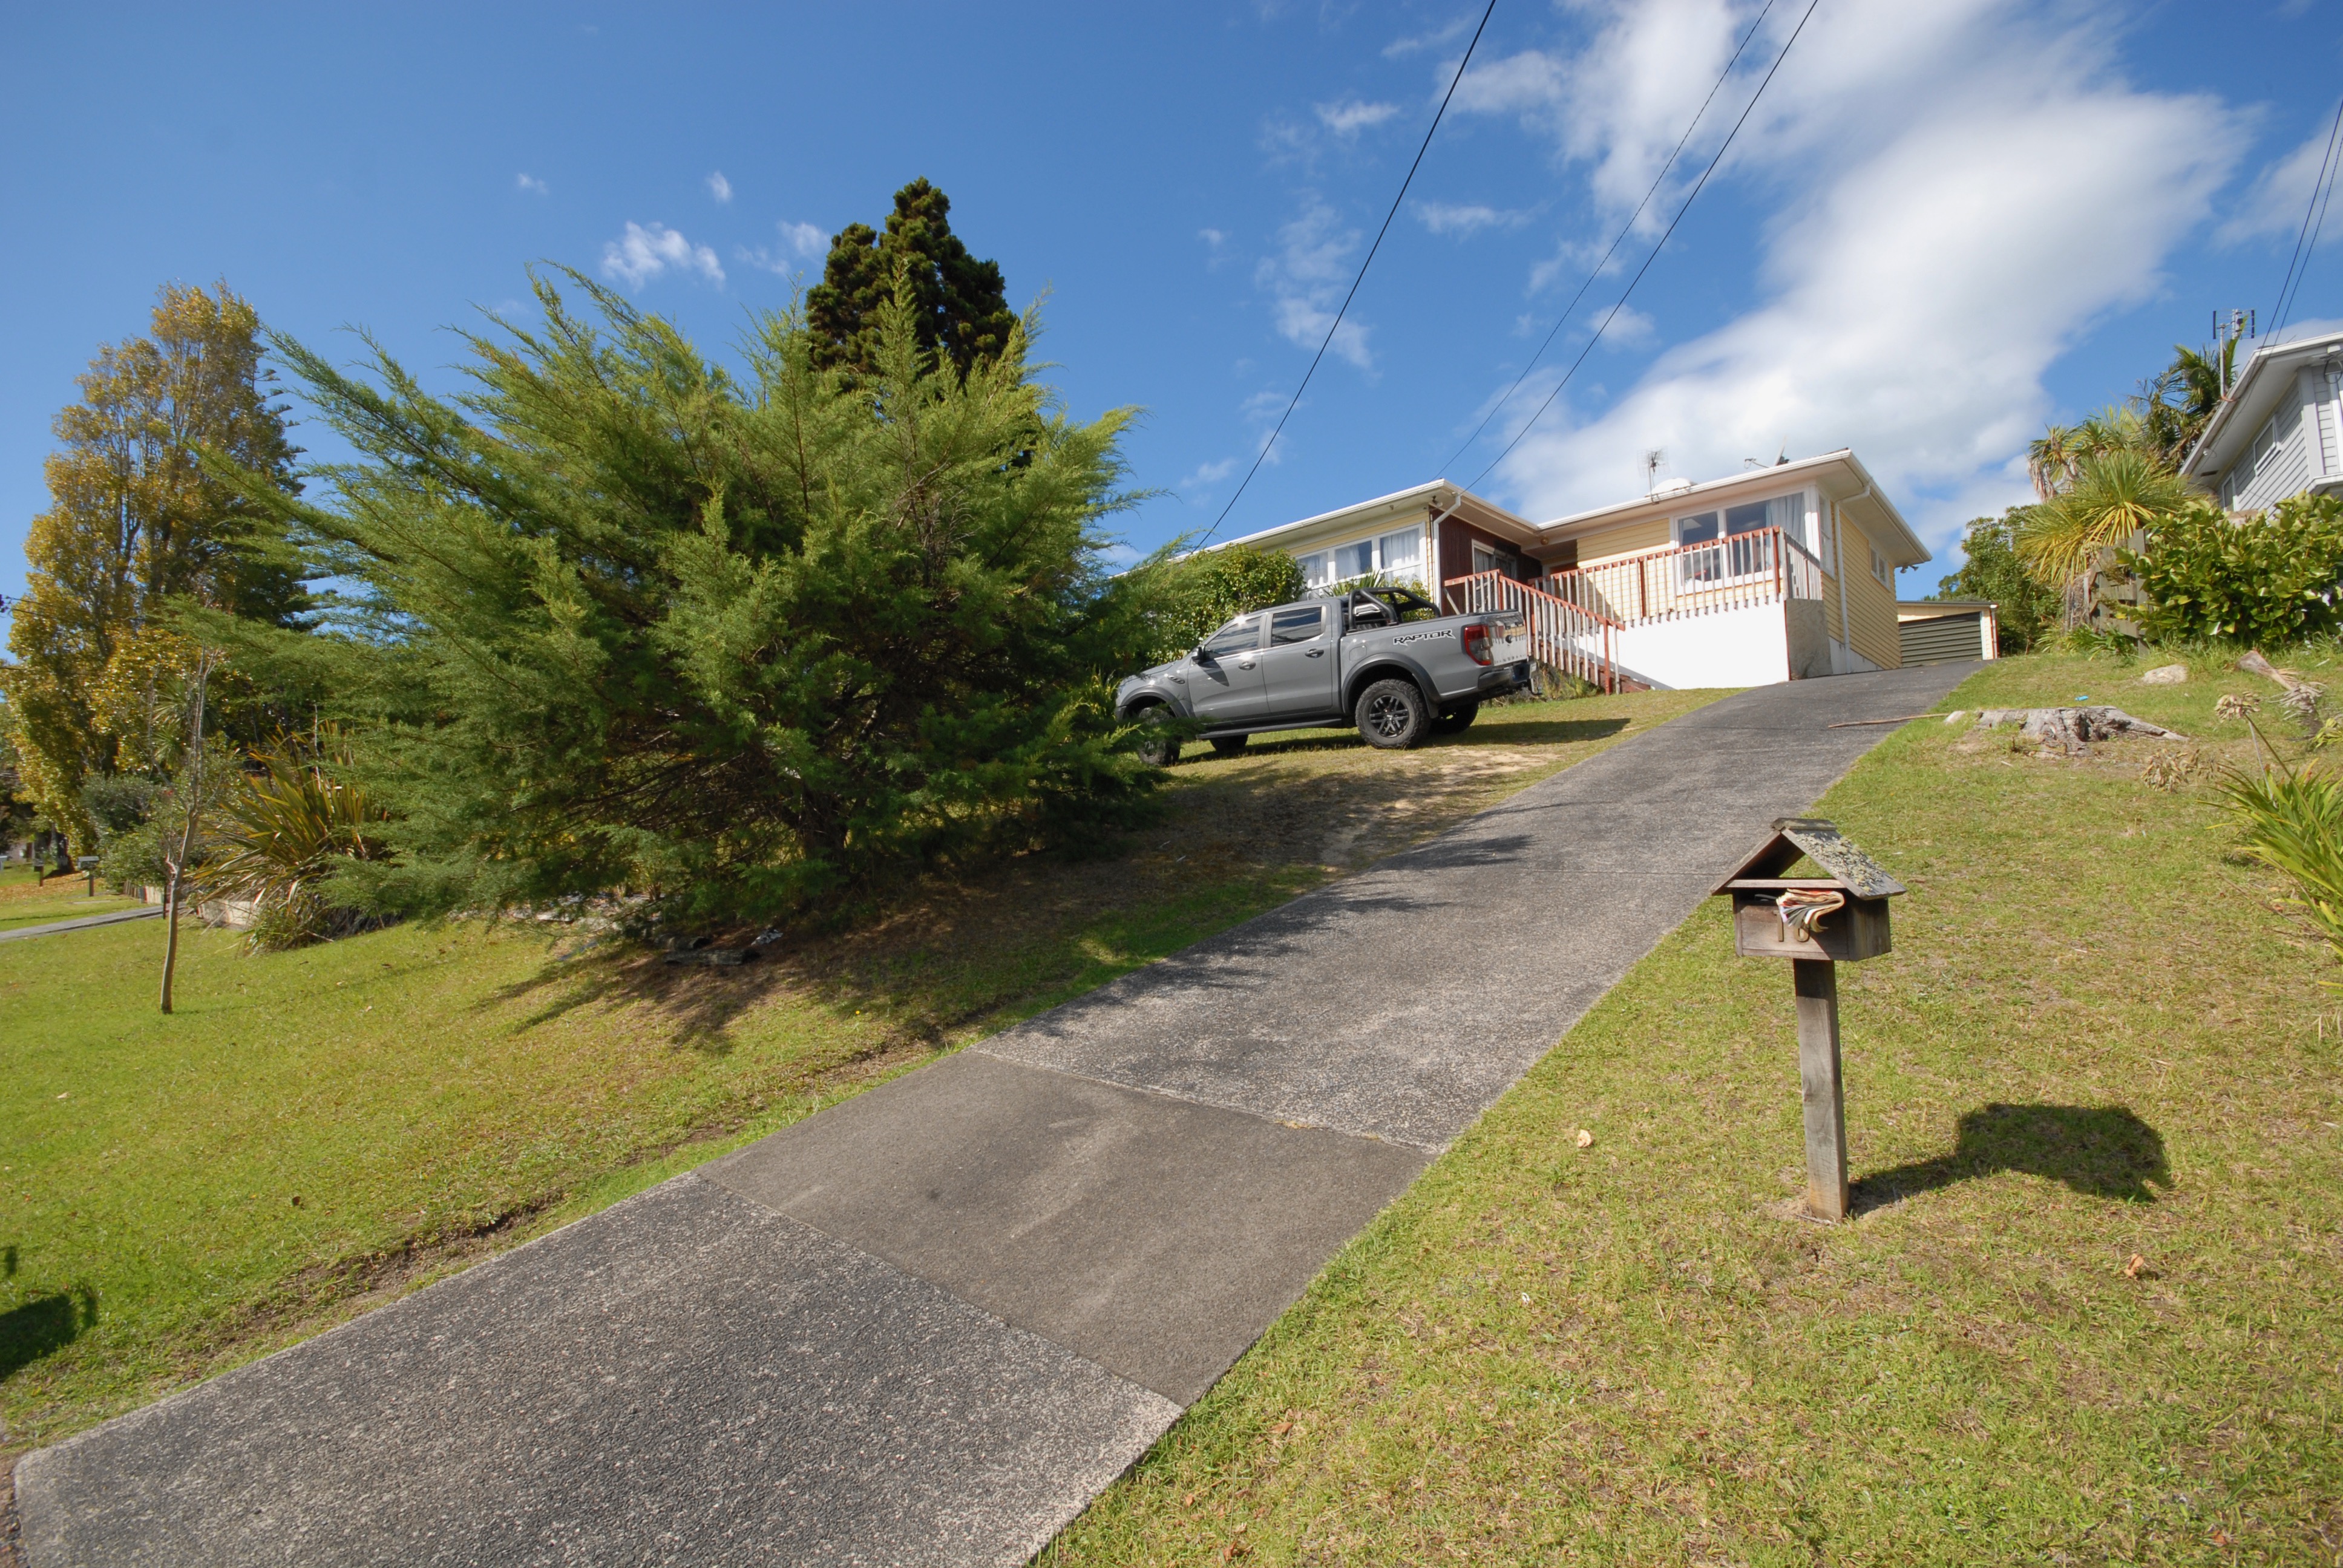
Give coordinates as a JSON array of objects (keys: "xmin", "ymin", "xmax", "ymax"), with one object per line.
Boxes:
[
  {"xmin": 1356, "ymin": 678, "xmax": 1430, "ymax": 750},
  {"xmin": 1209, "ymin": 735, "xmax": 1249, "ymax": 756},
  {"xmin": 1133, "ymin": 707, "xmax": 1181, "ymax": 766},
  {"xmin": 1432, "ymin": 700, "xmax": 1480, "ymax": 736}
]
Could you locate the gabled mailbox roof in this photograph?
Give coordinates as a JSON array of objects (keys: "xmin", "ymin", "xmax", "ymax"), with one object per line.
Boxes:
[{"xmin": 1711, "ymin": 817, "xmax": 1906, "ymax": 898}]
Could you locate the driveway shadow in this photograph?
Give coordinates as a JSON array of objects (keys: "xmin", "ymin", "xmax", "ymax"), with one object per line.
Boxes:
[{"xmin": 1853, "ymin": 1103, "xmax": 2170, "ymax": 1214}]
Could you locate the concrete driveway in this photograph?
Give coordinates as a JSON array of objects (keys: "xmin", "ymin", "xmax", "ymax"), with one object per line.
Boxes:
[{"xmin": 17, "ymin": 664, "xmax": 1973, "ymax": 1567}]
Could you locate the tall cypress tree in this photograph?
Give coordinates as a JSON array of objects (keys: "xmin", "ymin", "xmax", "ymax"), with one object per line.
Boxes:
[{"xmin": 807, "ymin": 179, "xmax": 1018, "ymax": 378}]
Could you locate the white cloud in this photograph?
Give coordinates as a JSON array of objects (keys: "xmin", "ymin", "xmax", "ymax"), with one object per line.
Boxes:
[
  {"xmin": 1255, "ymin": 199, "xmax": 1373, "ymax": 370},
  {"xmin": 1415, "ymin": 201, "xmax": 1527, "ymax": 237},
  {"xmin": 1316, "ymin": 99, "xmax": 1400, "ymax": 137},
  {"xmin": 2221, "ymin": 117, "xmax": 2338, "ymax": 244},
  {"xmin": 601, "ymin": 221, "xmax": 725, "ymax": 289},
  {"xmin": 516, "ymin": 172, "xmax": 549, "ymax": 195},
  {"xmin": 1478, "ymin": 0, "xmax": 2244, "ymax": 559},
  {"xmin": 1200, "ymin": 227, "xmax": 1228, "ymax": 248},
  {"xmin": 1385, "ymin": 14, "xmax": 1472, "ymax": 59},
  {"xmin": 706, "ymin": 171, "xmax": 733, "ymax": 203},
  {"xmin": 1182, "ymin": 457, "xmax": 1239, "ymax": 488},
  {"xmin": 739, "ymin": 220, "xmax": 830, "ymax": 276}
]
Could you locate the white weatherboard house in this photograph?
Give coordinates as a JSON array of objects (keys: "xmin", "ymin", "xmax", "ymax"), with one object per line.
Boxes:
[
  {"xmin": 1215, "ymin": 449, "xmax": 1931, "ymax": 691},
  {"xmin": 2180, "ymin": 328, "xmax": 2343, "ymax": 511}
]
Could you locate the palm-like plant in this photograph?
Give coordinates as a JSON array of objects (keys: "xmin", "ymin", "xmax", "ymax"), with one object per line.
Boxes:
[
  {"xmin": 2014, "ymin": 449, "xmax": 2194, "ymax": 586},
  {"xmin": 205, "ymin": 730, "xmax": 392, "ymax": 944}
]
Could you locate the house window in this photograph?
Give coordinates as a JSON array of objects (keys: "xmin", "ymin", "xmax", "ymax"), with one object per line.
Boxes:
[
  {"xmin": 1296, "ymin": 526, "xmax": 1424, "ymax": 592},
  {"xmin": 1870, "ymin": 543, "xmax": 1891, "ymax": 587},
  {"xmin": 1676, "ymin": 492, "xmax": 1805, "ymax": 582}
]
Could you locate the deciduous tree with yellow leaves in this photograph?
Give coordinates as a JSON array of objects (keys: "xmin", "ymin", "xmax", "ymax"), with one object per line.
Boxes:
[{"xmin": 0, "ymin": 281, "xmax": 306, "ymax": 849}]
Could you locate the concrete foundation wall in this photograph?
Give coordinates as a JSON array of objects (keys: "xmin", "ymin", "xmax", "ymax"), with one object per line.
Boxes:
[{"xmin": 1605, "ymin": 602, "xmax": 1794, "ymax": 690}]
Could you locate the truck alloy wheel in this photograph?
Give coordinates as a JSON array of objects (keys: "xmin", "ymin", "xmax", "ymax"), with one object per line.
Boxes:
[
  {"xmin": 1356, "ymin": 678, "xmax": 1429, "ymax": 750},
  {"xmin": 1134, "ymin": 708, "xmax": 1181, "ymax": 766}
]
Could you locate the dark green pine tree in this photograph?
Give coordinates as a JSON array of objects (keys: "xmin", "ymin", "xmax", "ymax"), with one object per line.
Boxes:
[{"xmin": 807, "ymin": 179, "xmax": 1020, "ymax": 378}]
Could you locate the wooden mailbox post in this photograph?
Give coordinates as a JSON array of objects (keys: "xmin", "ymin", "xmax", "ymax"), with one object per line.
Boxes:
[{"xmin": 1712, "ymin": 817, "xmax": 1904, "ymax": 1223}]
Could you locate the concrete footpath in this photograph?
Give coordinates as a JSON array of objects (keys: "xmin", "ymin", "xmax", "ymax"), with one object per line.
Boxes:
[
  {"xmin": 16, "ymin": 665, "xmax": 1973, "ymax": 1567},
  {"xmin": 0, "ymin": 906, "xmax": 162, "ymax": 944}
]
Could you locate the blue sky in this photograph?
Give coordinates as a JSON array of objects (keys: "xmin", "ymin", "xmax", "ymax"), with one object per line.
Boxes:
[{"xmin": 4, "ymin": 0, "xmax": 2341, "ymax": 607}]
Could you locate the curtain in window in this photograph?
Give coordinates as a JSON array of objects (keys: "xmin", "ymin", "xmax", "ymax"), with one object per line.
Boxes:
[{"xmin": 1377, "ymin": 528, "xmax": 1422, "ymax": 578}]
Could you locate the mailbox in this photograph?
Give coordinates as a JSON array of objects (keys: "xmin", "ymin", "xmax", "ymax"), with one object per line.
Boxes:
[
  {"xmin": 1711, "ymin": 818, "xmax": 1905, "ymax": 1224},
  {"xmin": 1714, "ymin": 818, "xmax": 1902, "ymax": 964}
]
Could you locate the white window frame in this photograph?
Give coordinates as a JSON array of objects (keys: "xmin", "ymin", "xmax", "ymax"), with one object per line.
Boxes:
[
  {"xmin": 1296, "ymin": 523, "xmax": 1425, "ymax": 593},
  {"xmin": 1673, "ymin": 491, "xmax": 1807, "ymax": 586}
]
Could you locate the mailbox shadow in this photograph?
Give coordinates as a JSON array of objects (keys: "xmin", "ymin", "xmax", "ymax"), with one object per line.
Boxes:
[
  {"xmin": 1852, "ymin": 1102, "xmax": 2170, "ymax": 1214},
  {"xmin": 0, "ymin": 1284, "xmax": 97, "ymax": 1380}
]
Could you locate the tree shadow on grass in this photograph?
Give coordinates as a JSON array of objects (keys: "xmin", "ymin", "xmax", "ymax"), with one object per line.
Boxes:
[
  {"xmin": 1853, "ymin": 1103, "xmax": 2171, "ymax": 1215},
  {"xmin": 0, "ymin": 1285, "xmax": 97, "ymax": 1380}
]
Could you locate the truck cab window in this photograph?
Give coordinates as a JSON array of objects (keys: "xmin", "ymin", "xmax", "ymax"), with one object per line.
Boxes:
[
  {"xmin": 1270, "ymin": 606, "xmax": 1326, "ymax": 644},
  {"xmin": 1201, "ymin": 615, "xmax": 1263, "ymax": 658}
]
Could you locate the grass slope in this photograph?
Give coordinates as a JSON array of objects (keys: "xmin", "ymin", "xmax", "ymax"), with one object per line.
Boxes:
[
  {"xmin": 1045, "ymin": 653, "xmax": 2343, "ymax": 1567},
  {"xmin": 0, "ymin": 690, "xmax": 1711, "ymax": 1448}
]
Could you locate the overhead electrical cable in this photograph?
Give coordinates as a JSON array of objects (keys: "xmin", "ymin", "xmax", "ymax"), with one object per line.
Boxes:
[
  {"xmin": 1441, "ymin": 0, "xmax": 1778, "ymax": 475},
  {"xmin": 2270, "ymin": 97, "xmax": 2343, "ymax": 341},
  {"xmin": 1468, "ymin": 0, "xmax": 1820, "ymax": 492},
  {"xmin": 1194, "ymin": 0, "xmax": 1499, "ymax": 548}
]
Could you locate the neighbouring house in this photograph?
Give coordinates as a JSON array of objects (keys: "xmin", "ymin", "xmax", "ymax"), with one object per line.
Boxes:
[
  {"xmin": 1211, "ymin": 449, "xmax": 1932, "ymax": 691},
  {"xmin": 2181, "ymin": 327, "xmax": 2343, "ymax": 511},
  {"xmin": 1896, "ymin": 599, "xmax": 1999, "ymax": 666}
]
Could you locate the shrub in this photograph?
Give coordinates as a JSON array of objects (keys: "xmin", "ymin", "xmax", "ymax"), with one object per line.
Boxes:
[
  {"xmin": 2220, "ymin": 750, "xmax": 2343, "ymax": 976},
  {"xmin": 1138, "ymin": 544, "xmax": 1307, "ymax": 665},
  {"xmin": 204, "ymin": 731, "xmax": 394, "ymax": 947},
  {"xmin": 2131, "ymin": 493, "xmax": 2343, "ymax": 647},
  {"xmin": 79, "ymin": 774, "xmax": 159, "ymax": 837},
  {"xmin": 221, "ymin": 269, "xmax": 1162, "ymax": 930}
]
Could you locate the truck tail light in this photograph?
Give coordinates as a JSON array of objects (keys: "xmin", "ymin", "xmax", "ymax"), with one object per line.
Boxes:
[{"xmin": 1461, "ymin": 622, "xmax": 1493, "ymax": 665}]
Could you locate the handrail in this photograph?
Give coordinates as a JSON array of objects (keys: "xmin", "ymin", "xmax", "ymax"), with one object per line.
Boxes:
[
  {"xmin": 1529, "ymin": 526, "xmax": 1824, "ymax": 629},
  {"xmin": 1440, "ymin": 570, "xmax": 1622, "ymax": 693}
]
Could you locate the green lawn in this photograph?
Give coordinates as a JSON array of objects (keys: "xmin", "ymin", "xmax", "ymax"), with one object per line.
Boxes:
[
  {"xmin": 0, "ymin": 689, "xmax": 1713, "ymax": 1448},
  {"xmin": 1044, "ymin": 652, "xmax": 2343, "ymax": 1566},
  {"xmin": 0, "ymin": 866, "xmax": 142, "ymax": 932}
]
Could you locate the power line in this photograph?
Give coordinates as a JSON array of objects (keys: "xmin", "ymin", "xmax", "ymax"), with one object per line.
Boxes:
[
  {"xmin": 1468, "ymin": 0, "xmax": 1821, "ymax": 492},
  {"xmin": 1194, "ymin": 0, "xmax": 1499, "ymax": 549},
  {"xmin": 2271, "ymin": 97, "xmax": 2343, "ymax": 341},
  {"xmin": 1441, "ymin": 0, "xmax": 1778, "ymax": 475}
]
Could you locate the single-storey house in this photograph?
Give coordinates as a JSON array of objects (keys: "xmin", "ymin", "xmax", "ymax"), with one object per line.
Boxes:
[
  {"xmin": 1213, "ymin": 448, "xmax": 1931, "ymax": 691},
  {"xmin": 2181, "ymin": 327, "xmax": 2343, "ymax": 511}
]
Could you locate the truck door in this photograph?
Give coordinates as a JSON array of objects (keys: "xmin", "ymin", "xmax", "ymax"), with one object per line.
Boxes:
[
  {"xmin": 1256, "ymin": 603, "xmax": 1339, "ymax": 719},
  {"xmin": 1187, "ymin": 612, "xmax": 1267, "ymax": 725}
]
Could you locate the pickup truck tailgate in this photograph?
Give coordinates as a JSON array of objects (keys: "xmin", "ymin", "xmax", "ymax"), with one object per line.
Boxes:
[{"xmin": 1488, "ymin": 615, "xmax": 1529, "ymax": 667}]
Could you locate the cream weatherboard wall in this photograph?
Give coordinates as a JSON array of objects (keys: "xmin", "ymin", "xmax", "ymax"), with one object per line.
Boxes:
[{"xmin": 1830, "ymin": 500, "xmax": 1902, "ymax": 671}]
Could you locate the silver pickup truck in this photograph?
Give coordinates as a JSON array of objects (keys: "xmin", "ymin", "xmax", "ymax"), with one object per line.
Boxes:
[{"xmin": 1116, "ymin": 586, "xmax": 1535, "ymax": 763}]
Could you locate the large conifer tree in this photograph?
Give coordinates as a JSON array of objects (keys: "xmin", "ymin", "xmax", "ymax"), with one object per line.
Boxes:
[
  {"xmin": 224, "ymin": 269, "xmax": 1156, "ymax": 929},
  {"xmin": 807, "ymin": 179, "xmax": 1019, "ymax": 378}
]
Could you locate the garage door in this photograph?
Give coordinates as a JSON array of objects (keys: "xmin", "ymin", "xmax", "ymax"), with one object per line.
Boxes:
[{"xmin": 1899, "ymin": 612, "xmax": 1985, "ymax": 665}]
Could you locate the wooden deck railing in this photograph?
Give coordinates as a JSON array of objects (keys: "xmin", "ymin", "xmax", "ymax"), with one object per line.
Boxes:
[
  {"xmin": 1532, "ymin": 526, "xmax": 1826, "ymax": 627},
  {"xmin": 1442, "ymin": 571, "xmax": 1624, "ymax": 693}
]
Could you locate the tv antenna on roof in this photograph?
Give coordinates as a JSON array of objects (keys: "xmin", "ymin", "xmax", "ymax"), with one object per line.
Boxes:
[
  {"xmin": 2214, "ymin": 309, "xmax": 2257, "ymax": 394},
  {"xmin": 1644, "ymin": 449, "xmax": 1666, "ymax": 491}
]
